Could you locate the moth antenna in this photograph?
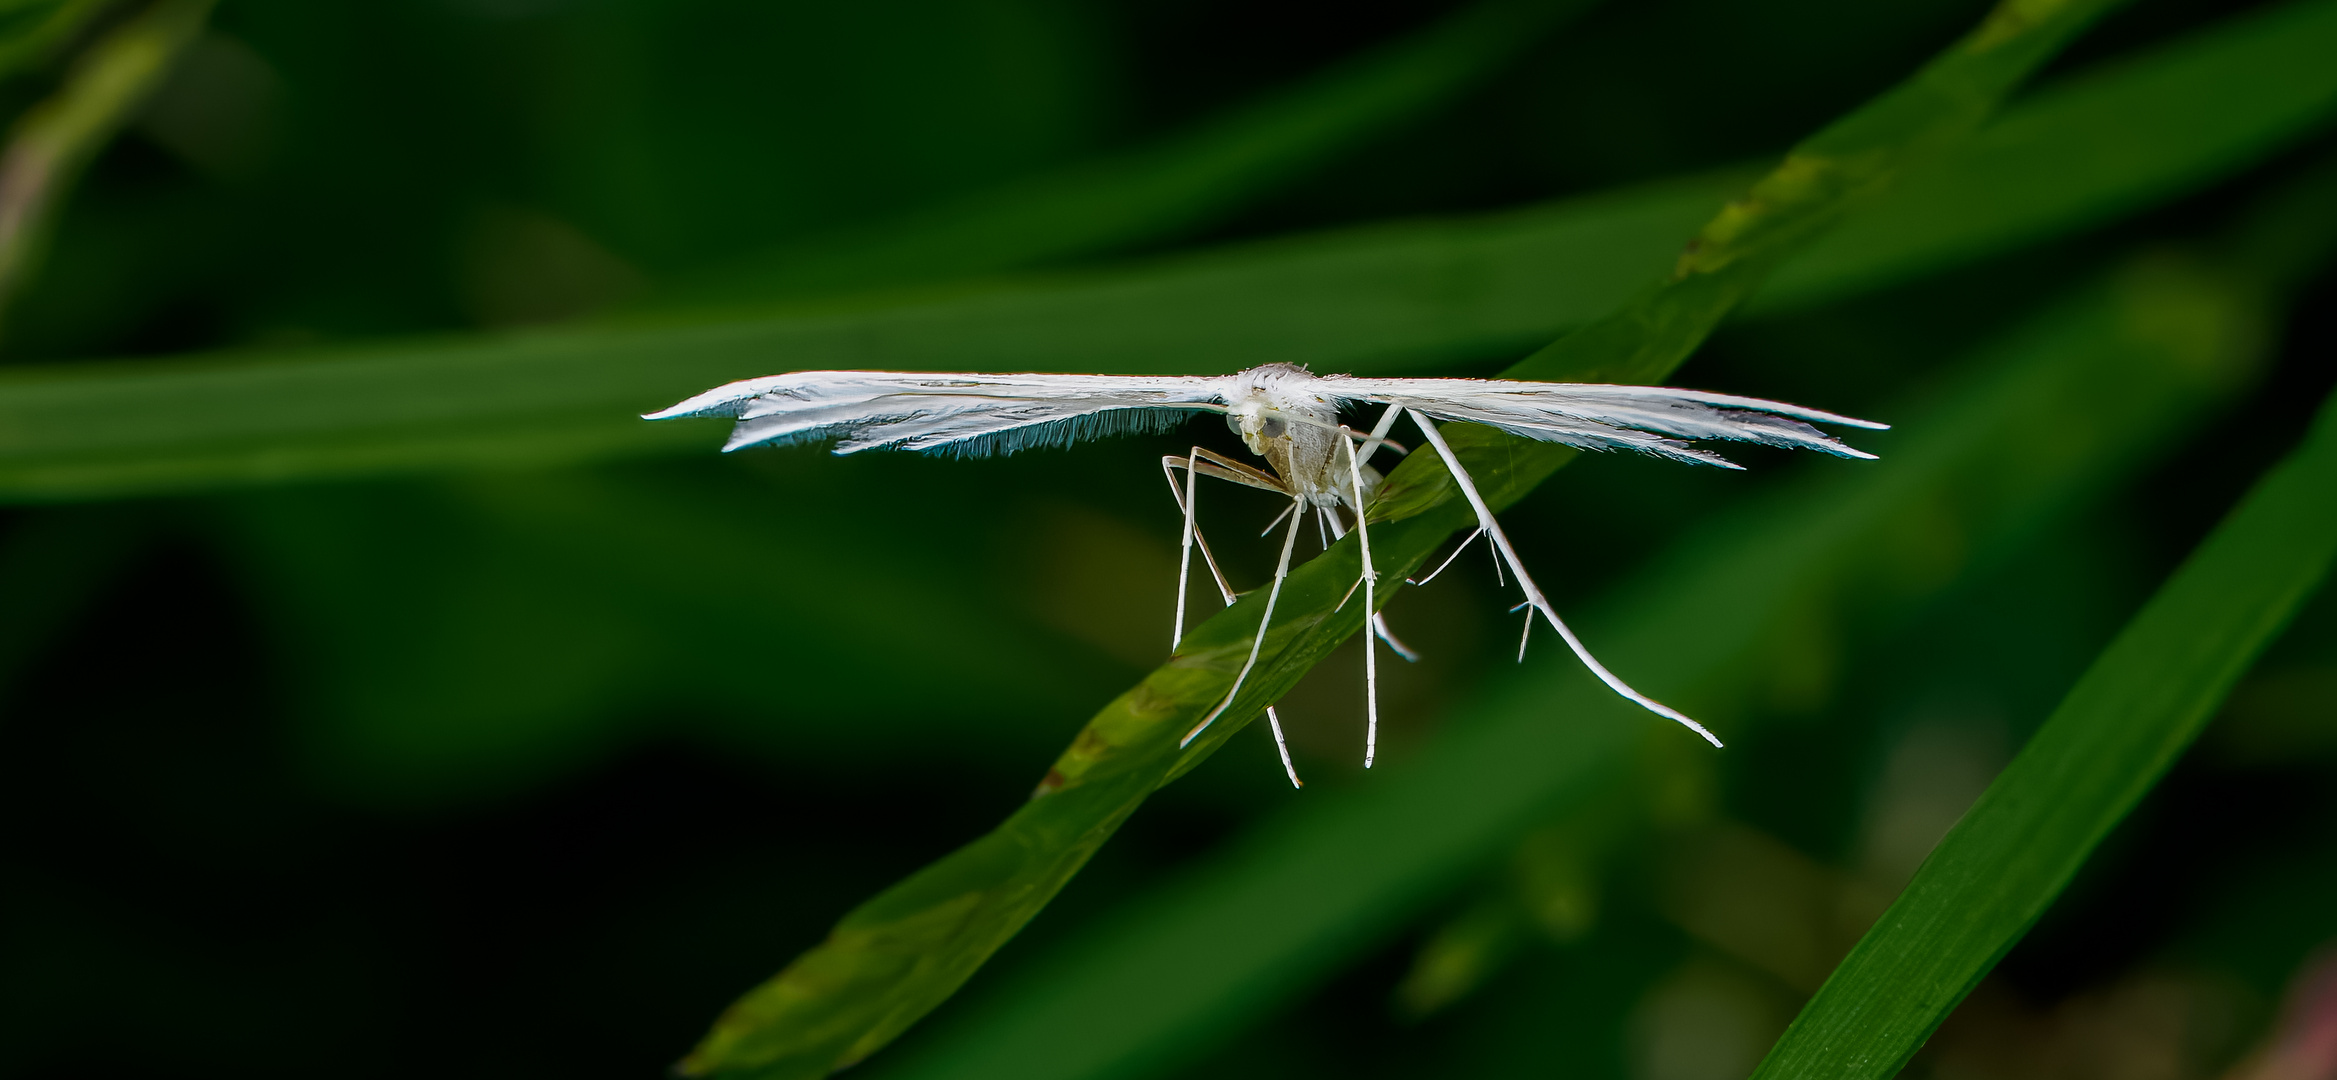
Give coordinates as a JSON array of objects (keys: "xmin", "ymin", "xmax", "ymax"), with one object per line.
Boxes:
[
  {"xmin": 1184, "ymin": 492, "xmax": 1308, "ymax": 748},
  {"xmin": 1407, "ymin": 409, "xmax": 1723, "ymax": 749},
  {"xmin": 1265, "ymin": 706, "xmax": 1303, "ymax": 789}
]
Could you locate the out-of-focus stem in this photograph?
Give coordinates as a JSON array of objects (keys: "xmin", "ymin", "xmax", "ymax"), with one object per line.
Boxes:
[{"xmin": 0, "ymin": 0, "xmax": 214, "ymax": 337}]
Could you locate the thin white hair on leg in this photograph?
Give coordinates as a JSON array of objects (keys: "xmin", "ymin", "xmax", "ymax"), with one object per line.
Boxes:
[
  {"xmin": 1343, "ymin": 428, "xmax": 1381, "ymax": 769},
  {"xmin": 1265, "ymin": 706, "xmax": 1303, "ymax": 788},
  {"xmin": 1183, "ymin": 492, "xmax": 1308, "ymax": 748},
  {"xmin": 1514, "ymin": 602, "xmax": 1534, "ymax": 661},
  {"xmin": 1373, "ymin": 614, "xmax": 1421, "ymax": 662},
  {"xmin": 1408, "ymin": 527, "xmax": 1483, "ymax": 587},
  {"xmin": 1407, "ymin": 409, "xmax": 1723, "ymax": 749}
]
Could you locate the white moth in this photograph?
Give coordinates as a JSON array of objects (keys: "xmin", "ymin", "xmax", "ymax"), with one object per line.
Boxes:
[{"xmin": 646, "ymin": 363, "xmax": 1884, "ymax": 787}]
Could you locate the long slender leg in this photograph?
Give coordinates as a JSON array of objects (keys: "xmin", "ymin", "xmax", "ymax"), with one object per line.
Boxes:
[
  {"xmin": 1357, "ymin": 403, "xmax": 1404, "ymax": 469},
  {"xmin": 1406, "ymin": 410, "xmax": 1724, "ymax": 749},
  {"xmin": 1373, "ymin": 614, "xmax": 1421, "ymax": 662},
  {"xmin": 1182, "ymin": 491, "xmax": 1308, "ymax": 748},
  {"xmin": 1342, "ymin": 431, "xmax": 1381, "ymax": 768},
  {"xmin": 1173, "ymin": 453, "xmax": 1199, "ymax": 649},
  {"xmin": 1264, "ymin": 707, "xmax": 1302, "ymax": 788},
  {"xmin": 1161, "ymin": 453, "xmax": 1248, "ymax": 642},
  {"xmin": 1325, "ymin": 509, "xmax": 1423, "ymax": 664},
  {"xmin": 1164, "ymin": 453, "xmax": 1306, "ymax": 785}
]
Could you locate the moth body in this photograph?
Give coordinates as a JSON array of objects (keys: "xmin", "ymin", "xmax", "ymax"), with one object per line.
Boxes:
[{"xmin": 1222, "ymin": 363, "xmax": 1378, "ymax": 510}]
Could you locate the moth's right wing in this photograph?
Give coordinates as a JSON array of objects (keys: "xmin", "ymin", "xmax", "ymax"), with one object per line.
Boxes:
[
  {"xmin": 645, "ymin": 370, "xmax": 1235, "ymax": 456},
  {"xmin": 1330, "ymin": 377, "xmax": 1886, "ymax": 468}
]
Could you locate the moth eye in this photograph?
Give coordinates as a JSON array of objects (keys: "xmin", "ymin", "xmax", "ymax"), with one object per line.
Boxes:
[
  {"xmin": 1226, "ymin": 414, "xmax": 1244, "ymax": 435},
  {"xmin": 1260, "ymin": 418, "xmax": 1287, "ymax": 438}
]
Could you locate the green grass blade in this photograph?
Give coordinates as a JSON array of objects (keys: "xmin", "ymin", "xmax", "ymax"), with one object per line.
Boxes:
[
  {"xmin": 863, "ymin": 249, "xmax": 2286, "ymax": 1080},
  {"xmin": 655, "ymin": 0, "xmax": 1604, "ymax": 305},
  {"xmin": 0, "ymin": 0, "xmax": 109, "ymax": 82},
  {"xmin": 1744, "ymin": 388, "xmax": 2337, "ymax": 1080},
  {"xmin": 1763, "ymin": 0, "xmax": 2337, "ymax": 310},
  {"xmin": 0, "ymin": 0, "xmax": 214, "ymax": 329},
  {"xmin": 673, "ymin": 2, "xmax": 2128, "ymax": 1074},
  {"xmin": 6, "ymin": 0, "xmax": 2335, "ymax": 501},
  {"xmin": 0, "ymin": 170, "xmax": 1731, "ymax": 502},
  {"xmin": 1505, "ymin": 0, "xmax": 2129, "ymax": 384}
]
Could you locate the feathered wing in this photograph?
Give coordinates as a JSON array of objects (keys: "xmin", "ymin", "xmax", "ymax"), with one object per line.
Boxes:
[
  {"xmin": 645, "ymin": 371, "xmax": 1234, "ymax": 457},
  {"xmin": 1328, "ymin": 376, "xmax": 1886, "ymax": 468}
]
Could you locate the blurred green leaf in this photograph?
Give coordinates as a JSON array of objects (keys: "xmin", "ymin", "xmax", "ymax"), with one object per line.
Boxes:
[
  {"xmin": 1760, "ymin": 0, "xmax": 2337, "ymax": 310},
  {"xmin": 674, "ymin": 2, "xmax": 2129, "ymax": 1075},
  {"xmin": 655, "ymin": 0, "xmax": 1606, "ymax": 305},
  {"xmin": 865, "ymin": 245, "xmax": 2292, "ymax": 1080},
  {"xmin": 0, "ymin": 0, "xmax": 212, "ymax": 326},
  {"xmin": 0, "ymin": 0, "xmax": 107, "ymax": 81},
  {"xmin": 1745, "ymin": 387, "xmax": 2337, "ymax": 1080},
  {"xmin": 212, "ymin": 462, "xmax": 1139, "ymax": 806},
  {"xmin": 9, "ymin": 0, "xmax": 2337, "ymax": 500},
  {"xmin": 1503, "ymin": 0, "xmax": 2133, "ymax": 385}
]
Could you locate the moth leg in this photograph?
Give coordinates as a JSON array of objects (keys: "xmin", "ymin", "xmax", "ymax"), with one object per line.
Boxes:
[
  {"xmin": 1323, "ymin": 515, "xmax": 1418, "ymax": 663},
  {"xmin": 1355, "ymin": 403, "xmax": 1405, "ymax": 469},
  {"xmin": 1373, "ymin": 614, "xmax": 1421, "ymax": 662},
  {"xmin": 1341, "ymin": 430, "xmax": 1382, "ymax": 768},
  {"xmin": 1163, "ymin": 448, "xmax": 1287, "ymax": 645},
  {"xmin": 1407, "ymin": 526, "xmax": 1483, "ymax": 587},
  {"xmin": 1406, "ymin": 409, "xmax": 1723, "ymax": 749},
  {"xmin": 1182, "ymin": 491, "xmax": 1307, "ymax": 749},
  {"xmin": 1265, "ymin": 706, "xmax": 1303, "ymax": 789},
  {"xmin": 1162, "ymin": 454, "xmax": 1223, "ymax": 649}
]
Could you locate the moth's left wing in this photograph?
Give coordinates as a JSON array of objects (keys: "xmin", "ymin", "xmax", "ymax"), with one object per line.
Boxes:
[
  {"xmin": 645, "ymin": 370, "xmax": 1234, "ymax": 456},
  {"xmin": 1329, "ymin": 377, "xmax": 1886, "ymax": 468}
]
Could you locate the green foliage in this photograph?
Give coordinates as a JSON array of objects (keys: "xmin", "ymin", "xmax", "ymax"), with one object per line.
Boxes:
[
  {"xmin": 9, "ymin": 0, "xmax": 2334, "ymax": 501},
  {"xmin": 5, "ymin": 2, "xmax": 2337, "ymax": 1079},
  {"xmin": 0, "ymin": 0, "xmax": 212, "ymax": 320},
  {"xmin": 671, "ymin": 1, "xmax": 2162, "ymax": 1075},
  {"xmin": 653, "ymin": 0, "xmax": 1610, "ymax": 305},
  {"xmin": 9, "ymin": 0, "xmax": 2337, "ymax": 499},
  {"xmin": 862, "ymin": 228, "xmax": 2300, "ymax": 1080},
  {"xmin": 1749, "ymin": 386, "xmax": 2337, "ymax": 1080}
]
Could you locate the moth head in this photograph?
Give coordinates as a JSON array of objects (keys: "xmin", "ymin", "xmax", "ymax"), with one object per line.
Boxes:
[{"xmin": 1225, "ymin": 401, "xmax": 1289, "ymax": 456}]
